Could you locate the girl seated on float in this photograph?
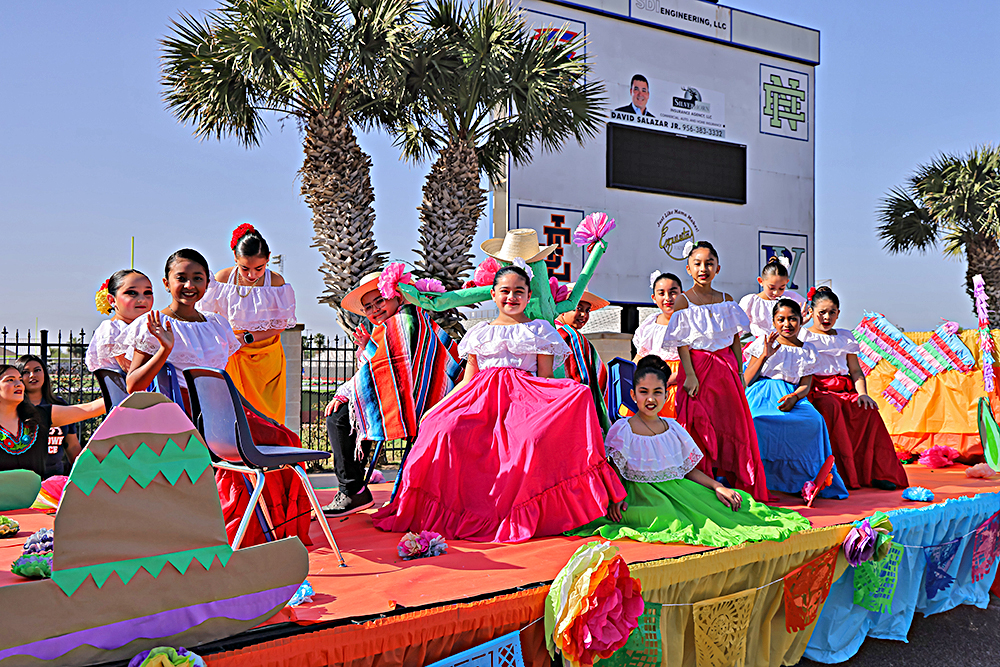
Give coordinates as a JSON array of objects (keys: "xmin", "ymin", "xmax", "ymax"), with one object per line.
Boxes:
[
  {"xmin": 739, "ymin": 255, "xmax": 809, "ymax": 343},
  {"xmin": 567, "ymin": 356, "xmax": 809, "ymax": 546},
  {"xmin": 662, "ymin": 241, "xmax": 770, "ymax": 501},
  {"xmin": 373, "ymin": 265, "xmax": 626, "ymax": 543},
  {"xmin": 802, "ymin": 287, "xmax": 908, "ymax": 490},
  {"xmin": 631, "ymin": 271, "xmax": 683, "ymax": 417},
  {"xmin": 87, "ymin": 270, "xmax": 156, "ymax": 372},
  {"xmin": 744, "ymin": 298, "xmax": 848, "ymax": 499}
]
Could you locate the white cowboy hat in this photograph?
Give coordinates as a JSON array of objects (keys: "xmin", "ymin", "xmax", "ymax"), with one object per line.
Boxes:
[
  {"xmin": 341, "ymin": 271, "xmax": 384, "ymax": 317},
  {"xmin": 480, "ymin": 229, "xmax": 558, "ymax": 263}
]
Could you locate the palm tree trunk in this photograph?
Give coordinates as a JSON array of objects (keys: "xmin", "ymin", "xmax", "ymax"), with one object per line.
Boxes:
[
  {"xmin": 415, "ymin": 138, "xmax": 487, "ymax": 339},
  {"xmin": 301, "ymin": 110, "xmax": 387, "ymax": 333},
  {"xmin": 965, "ymin": 233, "xmax": 1000, "ymax": 328}
]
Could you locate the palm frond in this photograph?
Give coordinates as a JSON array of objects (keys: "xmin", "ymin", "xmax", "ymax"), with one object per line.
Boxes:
[{"xmin": 875, "ymin": 185, "xmax": 939, "ymax": 254}]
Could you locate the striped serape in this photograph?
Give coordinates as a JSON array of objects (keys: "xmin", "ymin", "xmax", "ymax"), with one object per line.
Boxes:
[
  {"xmin": 348, "ymin": 304, "xmax": 462, "ymax": 442},
  {"xmin": 555, "ymin": 323, "xmax": 611, "ymax": 434}
]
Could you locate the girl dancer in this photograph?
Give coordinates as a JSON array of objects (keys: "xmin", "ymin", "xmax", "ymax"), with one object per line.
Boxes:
[
  {"xmin": 663, "ymin": 241, "xmax": 770, "ymax": 501},
  {"xmin": 199, "ymin": 225, "xmax": 296, "ymax": 422},
  {"xmin": 87, "ymin": 270, "xmax": 154, "ymax": 372},
  {"xmin": 373, "ymin": 265, "xmax": 626, "ymax": 543},
  {"xmin": 568, "ymin": 356, "xmax": 809, "ymax": 546},
  {"xmin": 803, "ymin": 287, "xmax": 908, "ymax": 490},
  {"xmin": 744, "ymin": 298, "xmax": 848, "ymax": 499},
  {"xmin": 632, "ymin": 271, "xmax": 683, "ymax": 417},
  {"xmin": 739, "ymin": 256, "xmax": 808, "ymax": 341}
]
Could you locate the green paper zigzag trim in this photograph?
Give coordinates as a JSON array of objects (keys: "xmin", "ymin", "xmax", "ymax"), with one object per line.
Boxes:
[
  {"xmin": 70, "ymin": 436, "xmax": 211, "ymax": 495},
  {"xmin": 51, "ymin": 544, "xmax": 233, "ymax": 596}
]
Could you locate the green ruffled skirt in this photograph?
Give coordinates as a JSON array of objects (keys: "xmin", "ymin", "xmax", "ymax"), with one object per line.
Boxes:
[{"xmin": 566, "ymin": 477, "xmax": 810, "ymax": 547}]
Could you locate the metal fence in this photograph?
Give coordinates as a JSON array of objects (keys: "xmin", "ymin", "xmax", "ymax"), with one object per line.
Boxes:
[{"xmin": 0, "ymin": 328, "xmax": 103, "ymax": 444}]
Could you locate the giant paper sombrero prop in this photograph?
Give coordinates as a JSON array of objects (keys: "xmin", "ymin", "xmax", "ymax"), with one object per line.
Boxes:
[{"xmin": 0, "ymin": 393, "xmax": 308, "ymax": 666}]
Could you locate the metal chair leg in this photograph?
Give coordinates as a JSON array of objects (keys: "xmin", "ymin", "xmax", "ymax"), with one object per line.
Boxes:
[
  {"xmin": 232, "ymin": 470, "xmax": 267, "ymax": 550},
  {"xmin": 291, "ymin": 465, "xmax": 346, "ymax": 567},
  {"xmin": 363, "ymin": 440, "xmax": 384, "ymax": 486}
]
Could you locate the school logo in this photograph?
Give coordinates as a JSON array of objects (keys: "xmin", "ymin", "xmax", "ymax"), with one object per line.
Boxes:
[
  {"xmin": 657, "ymin": 209, "xmax": 700, "ymax": 261},
  {"xmin": 760, "ymin": 64, "xmax": 809, "ymax": 141},
  {"xmin": 759, "ymin": 231, "xmax": 809, "ymax": 291}
]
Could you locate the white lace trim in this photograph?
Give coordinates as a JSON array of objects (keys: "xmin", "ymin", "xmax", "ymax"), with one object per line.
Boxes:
[
  {"xmin": 117, "ymin": 312, "xmax": 241, "ymax": 372},
  {"xmin": 459, "ymin": 320, "xmax": 570, "ymax": 371},
  {"xmin": 745, "ymin": 339, "xmax": 820, "ymax": 383},
  {"xmin": 662, "ymin": 301, "xmax": 750, "ymax": 352},
  {"xmin": 801, "ymin": 329, "xmax": 860, "ymax": 376},
  {"xmin": 610, "ymin": 448, "xmax": 702, "ymax": 483},
  {"xmin": 738, "ymin": 291, "xmax": 807, "ymax": 339},
  {"xmin": 198, "ymin": 275, "xmax": 297, "ymax": 331},
  {"xmin": 86, "ymin": 320, "xmax": 129, "ymax": 371}
]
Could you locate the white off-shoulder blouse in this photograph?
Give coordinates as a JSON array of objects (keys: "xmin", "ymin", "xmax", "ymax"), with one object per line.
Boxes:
[
  {"xmin": 604, "ymin": 418, "xmax": 703, "ymax": 483},
  {"xmin": 738, "ymin": 291, "xmax": 807, "ymax": 339},
  {"xmin": 86, "ymin": 319, "xmax": 129, "ymax": 372},
  {"xmin": 458, "ymin": 320, "xmax": 570, "ymax": 374},
  {"xmin": 801, "ymin": 329, "xmax": 860, "ymax": 376},
  {"xmin": 198, "ymin": 269, "xmax": 297, "ymax": 332},
  {"xmin": 633, "ymin": 313, "xmax": 680, "ymax": 361},
  {"xmin": 661, "ymin": 300, "xmax": 750, "ymax": 353},
  {"xmin": 745, "ymin": 338, "xmax": 820, "ymax": 384}
]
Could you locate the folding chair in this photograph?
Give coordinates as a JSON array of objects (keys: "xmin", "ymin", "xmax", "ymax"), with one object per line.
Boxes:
[
  {"xmin": 94, "ymin": 369, "xmax": 130, "ymax": 412},
  {"xmin": 607, "ymin": 357, "xmax": 638, "ymax": 423},
  {"xmin": 183, "ymin": 367, "xmax": 346, "ymax": 565}
]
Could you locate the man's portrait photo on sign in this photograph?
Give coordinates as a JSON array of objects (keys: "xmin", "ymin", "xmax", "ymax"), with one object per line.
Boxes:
[{"xmin": 615, "ymin": 74, "xmax": 653, "ymax": 116}]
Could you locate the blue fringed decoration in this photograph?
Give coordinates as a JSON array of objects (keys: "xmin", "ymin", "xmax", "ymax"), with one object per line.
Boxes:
[{"xmin": 902, "ymin": 486, "xmax": 935, "ymax": 502}]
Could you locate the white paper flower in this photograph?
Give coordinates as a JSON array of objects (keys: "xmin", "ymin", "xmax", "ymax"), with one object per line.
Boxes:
[
  {"xmin": 682, "ymin": 241, "xmax": 695, "ymax": 258},
  {"xmin": 649, "ymin": 271, "xmax": 662, "ymax": 289},
  {"xmin": 778, "ymin": 256, "xmax": 791, "ymax": 270},
  {"xmin": 511, "ymin": 257, "xmax": 534, "ymax": 280}
]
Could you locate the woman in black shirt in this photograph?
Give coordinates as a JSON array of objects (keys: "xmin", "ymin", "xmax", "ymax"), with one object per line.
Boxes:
[{"xmin": 0, "ymin": 365, "xmax": 104, "ymax": 477}]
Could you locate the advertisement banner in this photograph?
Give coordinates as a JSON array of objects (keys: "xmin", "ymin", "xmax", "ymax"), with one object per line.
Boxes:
[
  {"xmin": 609, "ymin": 75, "xmax": 726, "ymax": 139},
  {"xmin": 630, "ymin": 0, "xmax": 731, "ymax": 41}
]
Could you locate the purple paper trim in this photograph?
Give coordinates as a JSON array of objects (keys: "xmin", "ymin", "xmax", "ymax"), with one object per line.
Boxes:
[{"xmin": 0, "ymin": 583, "xmax": 299, "ymax": 662}]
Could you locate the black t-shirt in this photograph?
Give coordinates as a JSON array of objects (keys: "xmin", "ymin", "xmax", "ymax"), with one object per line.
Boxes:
[
  {"xmin": 41, "ymin": 397, "xmax": 76, "ymax": 477},
  {"xmin": 0, "ymin": 404, "xmax": 52, "ymax": 478}
]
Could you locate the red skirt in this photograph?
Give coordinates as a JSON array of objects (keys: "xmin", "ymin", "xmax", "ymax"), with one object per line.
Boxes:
[
  {"xmin": 373, "ymin": 367, "xmax": 626, "ymax": 543},
  {"xmin": 809, "ymin": 375, "xmax": 909, "ymax": 489},
  {"xmin": 215, "ymin": 408, "xmax": 313, "ymax": 547},
  {"xmin": 675, "ymin": 349, "xmax": 770, "ymax": 501}
]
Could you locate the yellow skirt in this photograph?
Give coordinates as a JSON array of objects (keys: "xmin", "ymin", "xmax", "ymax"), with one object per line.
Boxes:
[{"xmin": 226, "ymin": 334, "xmax": 287, "ymax": 423}]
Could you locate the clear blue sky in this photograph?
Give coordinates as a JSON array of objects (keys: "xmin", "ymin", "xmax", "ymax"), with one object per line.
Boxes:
[{"xmin": 1, "ymin": 1, "xmax": 997, "ymax": 339}]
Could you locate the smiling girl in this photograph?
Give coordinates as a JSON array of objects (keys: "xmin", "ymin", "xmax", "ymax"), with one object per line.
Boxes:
[
  {"xmin": 744, "ymin": 298, "xmax": 848, "ymax": 499},
  {"xmin": 374, "ymin": 264, "xmax": 626, "ymax": 543},
  {"xmin": 632, "ymin": 271, "xmax": 684, "ymax": 417},
  {"xmin": 87, "ymin": 269, "xmax": 155, "ymax": 372}
]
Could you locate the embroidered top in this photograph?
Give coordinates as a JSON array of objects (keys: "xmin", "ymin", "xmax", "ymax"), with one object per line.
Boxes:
[
  {"xmin": 745, "ymin": 338, "xmax": 820, "ymax": 384},
  {"xmin": 632, "ymin": 313, "xmax": 680, "ymax": 361},
  {"xmin": 116, "ymin": 312, "xmax": 241, "ymax": 386},
  {"xmin": 86, "ymin": 319, "xmax": 130, "ymax": 371},
  {"xmin": 198, "ymin": 269, "xmax": 297, "ymax": 332},
  {"xmin": 801, "ymin": 329, "xmax": 861, "ymax": 376},
  {"xmin": 604, "ymin": 417, "xmax": 703, "ymax": 483},
  {"xmin": 738, "ymin": 291, "xmax": 807, "ymax": 339},
  {"xmin": 661, "ymin": 300, "xmax": 750, "ymax": 353},
  {"xmin": 458, "ymin": 320, "xmax": 570, "ymax": 374}
]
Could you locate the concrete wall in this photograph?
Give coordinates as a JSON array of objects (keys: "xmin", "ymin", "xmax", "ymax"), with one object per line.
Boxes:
[{"xmin": 281, "ymin": 323, "xmax": 305, "ymax": 431}]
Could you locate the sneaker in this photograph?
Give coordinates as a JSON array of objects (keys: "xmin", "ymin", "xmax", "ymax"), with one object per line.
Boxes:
[{"xmin": 322, "ymin": 487, "xmax": 374, "ymax": 517}]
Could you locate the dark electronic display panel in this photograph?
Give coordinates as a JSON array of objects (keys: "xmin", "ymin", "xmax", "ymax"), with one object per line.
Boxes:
[{"xmin": 606, "ymin": 124, "xmax": 747, "ymax": 204}]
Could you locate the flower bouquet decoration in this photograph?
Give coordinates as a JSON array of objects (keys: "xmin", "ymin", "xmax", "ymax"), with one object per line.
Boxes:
[{"xmin": 397, "ymin": 531, "xmax": 448, "ymax": 561}]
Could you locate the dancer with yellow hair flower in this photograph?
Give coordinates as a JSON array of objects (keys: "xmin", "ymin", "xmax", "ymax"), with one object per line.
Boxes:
[{"xmin": 86, "ymin": 269, "xmax": 155, "ymax": 372}]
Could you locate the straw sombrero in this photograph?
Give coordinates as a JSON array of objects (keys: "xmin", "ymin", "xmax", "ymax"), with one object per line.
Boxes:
[
  {"xmin": 567, "ymin": 283, "xmax": 610, "ymax": 311},
  {"xmin": 341, "ymin": 271, "xmax": 383, "ymax": 317},
  {"xmin": 481, "ymin": 229, "xmax": 558, "ymax": 263}
]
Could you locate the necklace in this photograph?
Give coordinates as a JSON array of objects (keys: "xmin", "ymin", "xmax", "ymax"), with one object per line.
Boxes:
[
  {"xmin": 0, "ymin": 421, "xmax": 38, "ymax": 456},
  {"xmin": 635, "ymin": 416, "xmax": 665, "ymax": 436},
  {"xmin": 235, "ymin": 268, "xmax": 263, "ymax": 299},
  {"xmin": 166, "ymin": 307, "xmax": 205, "ymax": 323}
]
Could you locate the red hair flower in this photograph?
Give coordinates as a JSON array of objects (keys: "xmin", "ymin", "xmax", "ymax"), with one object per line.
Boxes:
[
  {"xmin": 807, "ymin": 287, "xmax": 816, "ymax": 301},
  {"xmin": 231, "ymin": 223, "xmax": 256, "ymax": 250}
]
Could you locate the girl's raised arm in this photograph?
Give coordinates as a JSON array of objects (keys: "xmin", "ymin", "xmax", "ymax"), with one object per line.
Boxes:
[
  {"xmin": 743, "ymin": 332, "xmax": 777, "ymax": 386},
  {"xmin": 125, "ymin": 312, "xmax": 174, "ymax": 393}
]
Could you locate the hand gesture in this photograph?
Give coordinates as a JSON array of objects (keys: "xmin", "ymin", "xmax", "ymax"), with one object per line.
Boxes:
[
  {"xmin": 715, "ymin": 486, "xmax": 742, "ymax": 512},
  {"xmin": 857, "ymin": 394, "xmax": 879, "ymax": 410},
  {"xmin": 777, "ymin": 393, "xmax": 798, "ymax": 412},
  {"xmin": 146, "ymin": 311, "xmax": 174, "ymax": 351},
  {"xmin": 324, "ymin": 396, "xmax": 346, "ymax": 417},
  {"xmin": 683, "ymin": 374, "xmax": 700, "ymax": 398},
  {"xmin": 606, "ymin": 499, "xmax": 628, "ymax": 523},
  {"xmin": 761, "ymin": 332, "xmax": 779, "ymax": 358},
  {"xmin": 353, "ymin": 325, "xmax": 371, "ymax": 349}
]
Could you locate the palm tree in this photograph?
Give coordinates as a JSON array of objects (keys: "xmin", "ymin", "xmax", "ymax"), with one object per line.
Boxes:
[
  {"xmin": 877, "ymin": 145, "xmax": 1000, "ymax": 326},
  {"xmin": 391, "ymin": 0, "xmax": 605, "ymax": 335},
  {"xmin": 161, "ymin": 0, "xmax": 415, "ymax": 332}
]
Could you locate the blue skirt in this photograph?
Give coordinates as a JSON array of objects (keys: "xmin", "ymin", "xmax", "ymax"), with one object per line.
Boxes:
[{"xmin": 746, "ymin": 378, "xmax": 848, "ymax": 499}]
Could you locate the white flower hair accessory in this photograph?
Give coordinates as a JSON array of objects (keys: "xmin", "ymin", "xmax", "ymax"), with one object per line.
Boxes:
[
  {"xmin": 511, "ymin": 257, "xmax": 534, "ymax": 280},
  {"xmin": 778, "ymin": 256, "xmax": 791, "ymax": 270},
  {"xmin": 649, "ymin": 271, "xmax": 663, "ymax": 289},
  {"xmin": 682, "ymin": 241, "xmax": 695, "ymax": 259}
]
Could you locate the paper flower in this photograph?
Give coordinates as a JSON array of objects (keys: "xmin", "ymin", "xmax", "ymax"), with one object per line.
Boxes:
[
  {"xmin": 95, "ymin": 279, "xmax": 112, "ymax": 316},
  {"xmin": 682, "ymin": 240, "xmax": 694, "ymax": 258},
  {"xmin": 574, "ymin": 212, "xmax": 616, "ymax": 250},
  {"xmin": 966, "ymin": 462, "xmax": 997, "ymax": 479},
  {"xmin": 918, "ymin": 445, "xmax": 960, "ymax": 468},
  {"xmin": 843, "ymin": 519, "xmax": 877, "ymax": 567},
  {"xmin": 415, "ymin": 277, "xmax": 445, "ymax": 293},
  {"xmin": 511, "ymin": 257, "xmax": 534, "ymax": 280},
  {"xmin": 0, "ymin": 516, "xmax": 19, "ymax": 537},
  {"xmin": 473, "ymin": 257, "xmax": 502, "ymax": 287},
  {"xmin": 865, "ymin": 512, "xmax": 895, "ymax": 561},
  {"xmin": 649, "ymin": 271, "xmax": 663, "ymax": 289},
  {"xmin": 424, "ymin": 531, "xmax": 448, "ymax": 557},
  {"xmin": 230, "ymin": 223, "xmax": 256, "ymax": 250},
  {"xmin": 287, "ymin": 580, "xmax": 314, "ymax": 607},
  {"xmin": 128, "ymin": 646, "xmax": 204, "ymax": 667},
  {"xmin": 902, "ymin": 486, "xmax": 935, "ymax": 502},
  {"xmin": 397, "ymin": 532, "xmax": 423, "ymax": 559},
  {"xmin": 397, "ymin": 530, "xmax": 447, "ymax": 560},
  {"xmin": 550, "ymin": 277, "xmax": 569, "ymax": 303},
  {"xmin": 546, "ymin": 542, "xmax": 643, "ymax": 667},
  {"xmin": 378, "ymin": 262, "xmax": 413, "ymax": 300},
  {"xmin": 778, "ymin": 256, "xmax": 791, "ymax": 269}
]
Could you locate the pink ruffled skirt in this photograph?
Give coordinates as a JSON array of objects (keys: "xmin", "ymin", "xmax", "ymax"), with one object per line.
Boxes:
[{"xmin": 372, "ymin": 366, "xmax": 626, "ymax": 543}]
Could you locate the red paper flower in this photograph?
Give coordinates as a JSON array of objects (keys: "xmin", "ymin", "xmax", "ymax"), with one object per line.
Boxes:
[
  {"xmin": 231, "ymin": 223, "xmax": 256, "ymax": 249},
  {"xmin": 473, "ymin": 257, "xmax": 502, "ymax": 287}
]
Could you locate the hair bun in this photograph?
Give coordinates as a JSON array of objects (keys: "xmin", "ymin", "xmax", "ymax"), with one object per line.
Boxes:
[
  {"xmin": 636, "ymin": 355, "xmax": 669, "ymax": 373},
  {"xmin": 230, "ymin": 223, "xmax": 256, "ymax": 250}
]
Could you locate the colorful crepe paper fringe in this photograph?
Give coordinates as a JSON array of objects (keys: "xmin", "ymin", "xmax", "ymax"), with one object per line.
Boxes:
[
  {"xmin": 973, "ymin": 275, "xmax": 997, "ymax": 393},
  {"xmin": 31, "ymin": 475, "xmax": 67, "ymax": 513},
  {"xmin": 545, "ymin": 541, "xmax": 643, "ymax": 667},
  {"xmin": 397, "ymin": 531, "xmax": 448, "ymax": 560},
  {"xmin": 902, "ymin": 486, "xmax": 935, "ymax": 502}
]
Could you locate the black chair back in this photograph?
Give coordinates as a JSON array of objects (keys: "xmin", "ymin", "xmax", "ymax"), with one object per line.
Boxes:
[
  {"xmin": 184, "ymin": 367, "xmax": 268, "ymax": 468},
  {"xmin": 94, "ymin": 369, "xmax": 129, "ymax": 413}
]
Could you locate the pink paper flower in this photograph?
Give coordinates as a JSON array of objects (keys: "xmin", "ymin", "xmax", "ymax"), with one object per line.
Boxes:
[
  {"xmin": 473, "ymin": 257, "xmax": 502, "ymax": 287},
  {"xmin": 918, "ymin": 445, "xmax": 960, "ymax": 468},
  {"xmin": 574, "ymin": 212, "xmax": 616, "ymax": 250},
  {"xmin": 560, "ymin": 555, "xmax": 643, "ymax": 666},
  {"xmin": 397, "ymin": 532, "xmax": 424, "ymax": 559},
  {"xmin": 378, "ymin": 262, "xmax": 413, "ymax": 300},
  {"xmin": 843, "ymin": 519, "xmax": 877, "ymax": 567},
  {"xmin": 415, "ymin": 277, "xmax": 446, "ymax": 293},
  {"xmin": 549, "ymin": 277, "xmax": 569, "ymax": 303}
]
